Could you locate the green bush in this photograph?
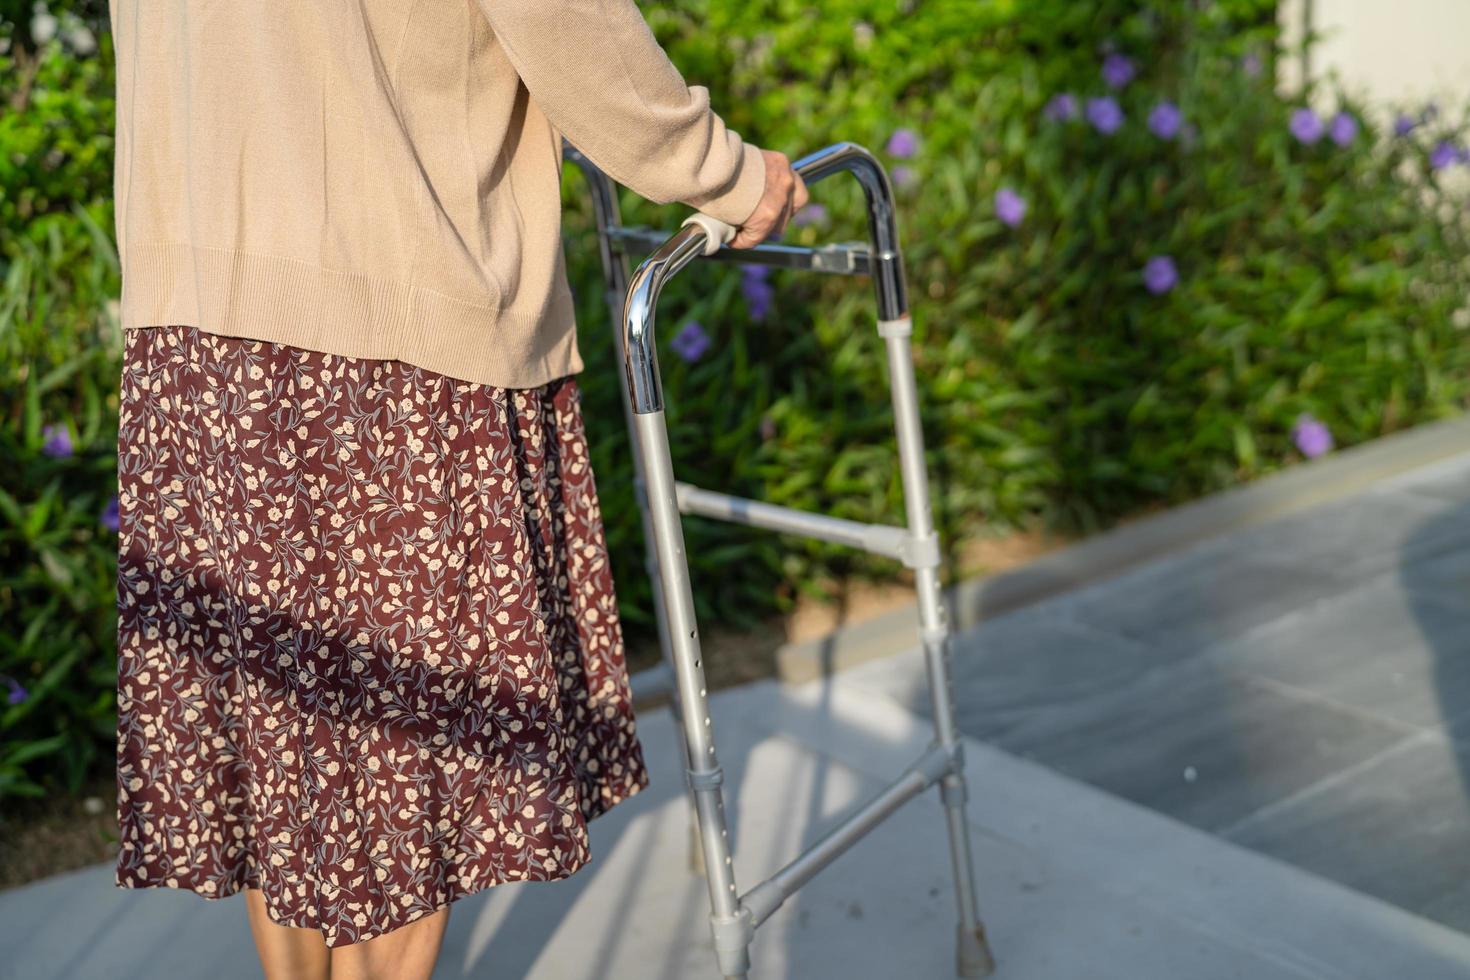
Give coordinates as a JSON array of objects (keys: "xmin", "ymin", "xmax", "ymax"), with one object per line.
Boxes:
[
  {"xmin": 3, "ymin": 0, "xmax": 1469, "ymax": 803},
  {"xmin": 565, "ymin": 0, "xmax": 1468, "ymax": 620},
  {"xmin": 1, "ymin": 3, "xmax": 120, "ymax": 800}
]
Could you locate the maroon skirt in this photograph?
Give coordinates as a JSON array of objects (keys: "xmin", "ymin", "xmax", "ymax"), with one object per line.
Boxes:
[{"xmin": 114, "ymin": 324, "xmax": 650, "ymax": 946}]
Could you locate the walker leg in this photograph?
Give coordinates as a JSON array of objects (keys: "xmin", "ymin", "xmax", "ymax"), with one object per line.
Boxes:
[
  {"xmin": 688, "ymin": 800, "xmax": 708, "ymax": 876},
  {"xmin": 623, "ymin": 428, "xmax": 706, "ymax": 876},
  {"xmin": 585, "ymin": 186, "xmax": 708, "ymax": 878},
  {"xmin": 935, "ymin": 653, "xmax": 997, "ymax": 977},
  {"xmin": 880, "ymin": 319, "xmax": 996, "ymax": 977},
  {"xmin": 632, "ymin": 408, "xmax": 753, "ymax": 978},
  {"xmin": 624, "ymin": 312, "xmax": 708, "ymax": 879},
  {"xmin": 633, "ymin": 464, "xmax": 706, "ymax": 877}
]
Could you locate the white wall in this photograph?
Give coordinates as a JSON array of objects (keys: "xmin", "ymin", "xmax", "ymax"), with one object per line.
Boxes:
[{"xmin": 1279, "ymin": 0, "xmax": 1470, "ymax": 108}]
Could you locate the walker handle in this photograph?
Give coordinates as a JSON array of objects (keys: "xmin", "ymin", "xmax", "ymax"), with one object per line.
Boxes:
[
  {"xmin": 625, "ymin": 141, "xmax": 907, "ymax": 415},
  {"xmin": 679, "ymin": 142, "xmax": 898, "ymax": 300},
  {"xmin": 680, "ymin": 150, "xmax": 843, "ymax": 255}
]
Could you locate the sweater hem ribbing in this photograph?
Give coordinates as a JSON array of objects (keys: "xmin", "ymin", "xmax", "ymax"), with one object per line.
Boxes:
[{"xmin": 119, "ymin": 241, "xmax": 586, "ymax": 390}]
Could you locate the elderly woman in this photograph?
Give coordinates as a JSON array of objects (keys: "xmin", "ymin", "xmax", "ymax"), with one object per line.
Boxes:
[{"xmin": 106, "ymin": 0, "xmax": 806, "ymax": 976}]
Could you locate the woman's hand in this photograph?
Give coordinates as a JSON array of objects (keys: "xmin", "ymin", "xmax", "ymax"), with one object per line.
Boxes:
[{"xmin": 729, "ymin": 148, "xmax": 809, "ymax": 249}]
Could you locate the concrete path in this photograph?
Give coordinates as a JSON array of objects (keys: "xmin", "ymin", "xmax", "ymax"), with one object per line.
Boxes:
[
  {"xmin": 6, "ymin": 668, "xmax": 1470, "ymax": 977},
  {"xmin": 845, "ymin": 449, "xmax": 1470, "ymax": 936},
  {"xmin": 4, "ymin": 447, "xmax": 1469, "ymax": 978}
]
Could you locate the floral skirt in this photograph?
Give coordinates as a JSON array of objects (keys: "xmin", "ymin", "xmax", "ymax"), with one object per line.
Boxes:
[{"xmin": 114, "ymin": 324, "xmax": 650, "ymax": 947}]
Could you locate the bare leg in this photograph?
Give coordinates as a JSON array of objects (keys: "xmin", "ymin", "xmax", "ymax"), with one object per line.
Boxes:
[
  {"xmin": 329, "ymin": 906, "xmax": 451, "ymax": 980},
  {"xmin": 245, "ymin": 888, "xmax": 331, "ymax": 980}
]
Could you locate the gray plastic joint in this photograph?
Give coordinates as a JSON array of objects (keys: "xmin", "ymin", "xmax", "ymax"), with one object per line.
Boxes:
[
  {"xmin": 944, "ymin": 738, "xmax": 966, "ymax": 773},
  {"xmin": 709, "ymin": 907, "xmax": 755, "ymax": 975},
  {"xmin": 898, "ymin": 530, "xmax": 940, "ymax": 569},
  {"xmin": 920, "ymin": 623, "xmax": 950, "ymax": 647},
  {"xmin": 931, "ymin": 737, "xmax": 965, "ymax": 773},
  {"xmin": 686, "ymin": 766, "xmax": 724, "ymax": 792},
  {"xmin": 877, "ymin": 314, "xmax": 913, "ymax": 338},
  {"xmin": 941, "ymin": 772, "xmax": 968, "ymax": 808}
]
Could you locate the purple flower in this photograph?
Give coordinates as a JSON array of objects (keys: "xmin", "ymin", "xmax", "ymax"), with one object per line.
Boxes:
[
  {"xmin": 1085, "ymin": 97, "xmax": 1124, "ymax": 135},
  {"xmin": 670, "ymin": 320, "xmax": 710, "ymax": 362},
  {"xmin": 1393, "ymin": 113, "xmax": 1417, "ymax": 137},
  {"xmin": 1292, "ymin": 413, "xmax": 1333, "ymax": 458},
  {"xmin": 1329, "ymin": 112, "xmax": 1358, "ymax": 147},
  {"xmin": 759, "ymin": 415, "xmax": 776, "ymax": 441},
  {"xmin": 1101, "ymin": 53, "xmax": 1136, "ymax": 89},
  {"xmin": 886, "ymin": 128, "xmax": 920, "ymax": 159},
  {"xmin": 101, "ymin": 494, "xmax": 120, "ymax": 532},
  {"xmin": 3, "ymin": 675, "xmax": 25, "ymax": 706},
  {"xmin": 741, "ymin": 265, "xmax": 774, "ymax": 322},
  {"xmin": 1142, "ymin": 255, "xmax": 1178, "ymax": 295},
  {"xmin": 791, "ymin": 203, "xmax": 828, "ymax": 227},
  {"xmin": 891, "ymin": 164, "xmax": 916, "ymax": 188},
  {"xmin": 1430, "ymin": 140, "xmax": 1459, "ymax": 170},
  {"xmin": 1044, "ymin": 92, "xmax": 1079, "ymax": 122},
  {"xmin": 1148, "ymin": 101, "xmax": 1183, "ymax": 140},
  {"xmin": 1240, "ymin": 50, "xmax": 1264, "ymax": 79},
  {"xmin": 1290, "ymin": 108, "xmax": 1325, "ymax": 144},
  {"xmin": 993, "ymin": 187, "xmax": 1026, "ymax": 228},
  {"xmin": 41, "ymin": 423, "xmax": 72, "ymax": 458}
]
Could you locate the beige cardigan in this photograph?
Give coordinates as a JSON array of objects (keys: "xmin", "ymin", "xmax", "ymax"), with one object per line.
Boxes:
[{"xmin": 108, "ymin": 0, "xmax": 767, "ymax": 388}]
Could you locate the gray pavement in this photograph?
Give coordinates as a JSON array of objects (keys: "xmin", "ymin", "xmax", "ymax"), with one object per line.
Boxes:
[
  {"xmin": 3, "ymin": 449, "xmax": 1470, "ymax": 978},
  {"xmin": 846, "ymin": 449, "xmax": 1470, "ymax": 935},
  {"xmin": 8, "ymin": 677, "xmax": 1470, "ymax": 979}
]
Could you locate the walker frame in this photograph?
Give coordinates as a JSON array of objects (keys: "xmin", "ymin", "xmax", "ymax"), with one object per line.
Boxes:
[{"xmin": 564, "ymin": 140, "xmax": 996, "ymax": 979}]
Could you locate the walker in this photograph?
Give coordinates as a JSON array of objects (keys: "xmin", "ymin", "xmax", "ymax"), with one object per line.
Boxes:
[{"xmin": 565, "ymin": 140, "xmax": 996, "ymax": 979}]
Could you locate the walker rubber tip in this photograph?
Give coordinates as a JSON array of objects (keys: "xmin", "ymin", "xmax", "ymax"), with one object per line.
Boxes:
[{"xmin": 957, "ymin": 922, "xmax": 997, "ymax": 977}]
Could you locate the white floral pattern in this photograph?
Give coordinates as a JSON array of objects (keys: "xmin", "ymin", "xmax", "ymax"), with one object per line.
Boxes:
[{"xmin": 115, "ymin": 325, "xmax": 649, "ymax": 946}]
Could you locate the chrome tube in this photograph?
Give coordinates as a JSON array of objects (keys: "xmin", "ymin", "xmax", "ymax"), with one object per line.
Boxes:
[
  {"xmin": 620, "ymin": 223, "xmax": 710, "ymax": 414},
  {"xmin": 621, "ymin": 141, "xmax": 909, "ymax": 415},
  {"xmin": 791, "ymin": 142, "xmax": 909, "ymax": 320},
  {"xmin": 606, "ymin": 226, "xmax": 872, "ymax": 276},
  {"xmin": 564, "ymin": 141, "xmax": 708, "ymax": 873},
  {"xmin": 563, "ymin": 143, "xmax": 623, "ymax": 302}
]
